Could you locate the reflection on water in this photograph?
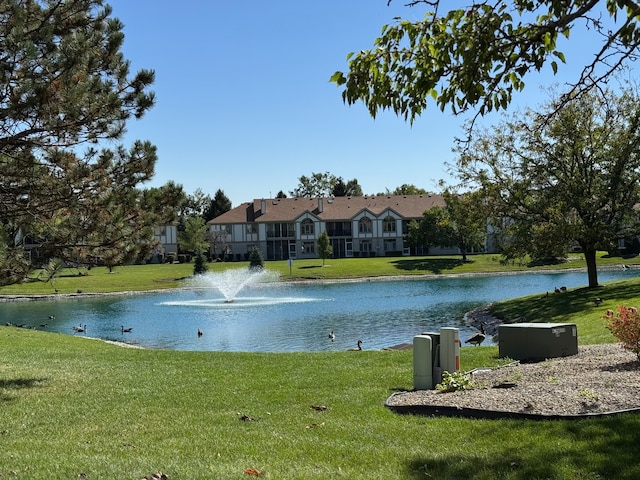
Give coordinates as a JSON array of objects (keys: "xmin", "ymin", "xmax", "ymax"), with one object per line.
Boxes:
[{"xmin": 1, "ymin": 269, "xmax": 638, "ymax": 352}]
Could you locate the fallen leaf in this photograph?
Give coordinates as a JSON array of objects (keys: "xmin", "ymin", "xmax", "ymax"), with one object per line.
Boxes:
[
  {"xmin": 244, "ymin": 467, "xmax": 263, "ymax": 476},
  {"xmin": 306, "ymin": 422, "xmax": 325, "ymax": 429}
]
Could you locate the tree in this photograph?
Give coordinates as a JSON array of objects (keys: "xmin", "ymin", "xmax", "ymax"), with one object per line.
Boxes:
[
  {"xmin": 178, "ymin": 217, "xmax": 209, "ymax": 255},
  {"xmin": 248, "ymin": 246, "xmax": 264, "ymax": 270},
  {"xmin": 332, "ymin": 177, "xmax": 363, "ymax": 197},
  {"xmin": 454, "ymin": 88, "xmax": 640, "ymax": 288},
  {"xmin": 290, "ymin": 172, "xmax": 337, "ymax": 198},
  {"xmin": 181, "ymin": 188, "xmax": 213, "ymax": 220},
  {"xmin": 317, "ymin": 231, "xmax": 333, "ymax": 266},
  {"xmin": 0, "ymin": 1, "xmax": 166, "ymax": 282},
  {"xmin": 441, "ymin": 190, "xmax": 488, "ymax": 261},
  {"xmin": 331, "ymin": 1, "xmax": 640, "ymax": 122},
  {"xmin": 388, "ymin": 184, "xmax": 429, "ymax": 196},
  {"xmin": 407, "ymin": 206, "xmax": 450, "ymax": 253},
  {"xmin": 203, "ymin": 189, "xmax": 232, "ymax": 222},
  {"xmin": 193, "ymin": 249, "xmax": 208, "ymax": 275}
]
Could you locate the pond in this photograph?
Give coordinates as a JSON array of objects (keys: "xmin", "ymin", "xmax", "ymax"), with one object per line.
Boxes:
[{"xmin": 1, "ymin": 268, "xmax": 637, "ymax": 352}]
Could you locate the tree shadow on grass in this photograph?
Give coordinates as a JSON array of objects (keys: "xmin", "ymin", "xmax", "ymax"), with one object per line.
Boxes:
[
  {"xmin": 404, "ymin": 414, "xmax": 640, "ymax": 479},
  {"xmin": 0, "ymin": 378, "xmax": 48, "ymax": 402},
  {"xmin": 492, "ymin": 280, "xmax": 640, "ymax": 324},
  {"xmin": 391, "ymin": 258, "xmax": 464, "ymax": 274}
]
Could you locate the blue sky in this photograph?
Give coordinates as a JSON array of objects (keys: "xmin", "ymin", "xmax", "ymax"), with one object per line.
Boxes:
[{"xmin": 107, "ymin": 1, "xmax": 617, "ymax": 206}]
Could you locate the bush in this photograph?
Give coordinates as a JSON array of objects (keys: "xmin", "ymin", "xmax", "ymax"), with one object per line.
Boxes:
[
  {"xmin": 604, "ymin": 306, "xmax": 640, "ymax": 361},
  {"xmin": 436, "ymin": 371, "xmax": 474, "ymax": 393}
]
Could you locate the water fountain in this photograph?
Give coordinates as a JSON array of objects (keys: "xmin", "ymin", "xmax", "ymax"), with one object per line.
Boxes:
[{"xmin": 190, "ymin": 267, "xmax": 275, "ymax": 302}]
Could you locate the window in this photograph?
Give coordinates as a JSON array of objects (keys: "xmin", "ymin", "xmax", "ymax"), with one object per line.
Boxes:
[
  {"xmin": 360, "ymin": 240, "xmax": 371, "ymax": 252},
  {"xmin": 359, "ymin": 217, "xmax": 372, "ymax": 234},
  {"xmin": 246, "ymin": 224, "xmax": 256, "ymax": 234},
  {"xmin": 303, "ymin": 241, "xmax": 315, "ymax": 254},
  {"xmin": 384, "ymin": 239, "xmax": 397, "ymax": 251},
  {"xmin": 301, "ymin": 219, "xmax": 314, "ymax": 235},
  {"xmin": 267, "ymin": 223, "xmax": 295, "ymax": 238},
  {"xmin": 383, "ymin": 216, "xmax": 396, "ymax": 233}
]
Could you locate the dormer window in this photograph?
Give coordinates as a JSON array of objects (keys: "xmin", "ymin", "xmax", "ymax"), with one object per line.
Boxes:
[{"xmin": 359, "ymin": 217, "xmax": 372, "ymax": 234}]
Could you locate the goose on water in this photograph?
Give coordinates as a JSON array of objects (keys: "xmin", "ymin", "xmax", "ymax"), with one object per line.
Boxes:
[
  {"xmin": 121, "ymin": 326, "xmax": 132, "ymax": 333},
  {"xmin": 348, "ymin": 340, "xmax": 363, "ymax": 351},
  {"xmin": 328, "ymin": 330, "xmax": 335, "ymax": 341}
]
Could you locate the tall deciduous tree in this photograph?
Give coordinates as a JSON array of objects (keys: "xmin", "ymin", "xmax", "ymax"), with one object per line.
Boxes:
[
  {"xmin": 455, "ymin": 88, "xmax": 640, "ymax": 288},
  {"xmin": 178, "ymin": 216, "xmax": 209, "ymax": 256},
  {"xmin": 441, "ymin": 190, "xmax": 488, "ymax": 261},
  {"xmin": 291, "ymin": 172, "xmax": 337, "ymax": 198},
  {"xmin": 388, "ymin": 184, "xmax": 428, "ymax": 196},
  {"xmin": 0, "ymin": 1, "xmax": 172, "ymax": 282},
  {"xmin": 331, "ymin": 1, "xmax": 640, "ymax": 121}
]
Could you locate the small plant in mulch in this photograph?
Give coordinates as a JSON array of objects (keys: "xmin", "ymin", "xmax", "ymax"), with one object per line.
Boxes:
[
  {"xmin": 604, "ymin": 306, "xmax": 640, "ymax": 362},
  {"xmin": 436, "ymin": 371, "xmax": 475, "ymax": 393}
]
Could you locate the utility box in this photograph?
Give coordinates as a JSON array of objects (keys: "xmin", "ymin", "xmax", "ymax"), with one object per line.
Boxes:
[
  {"xmin": 498, "ymin": 323, "xmax": 578, "ymax": 362},
  {"xmin": 413, "ymin": 328, "xmax": 460, "ymax": 390}
]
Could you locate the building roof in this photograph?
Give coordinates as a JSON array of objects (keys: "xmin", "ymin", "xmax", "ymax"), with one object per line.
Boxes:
[{"xmin": 208, "ymin": 194, "xmax": 445, "ymax": 224}]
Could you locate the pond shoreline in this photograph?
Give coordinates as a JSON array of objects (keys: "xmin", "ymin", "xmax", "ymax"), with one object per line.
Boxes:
[{"xmin": 0, "ymin": 265, "xmax": 607, "ymax": 303}]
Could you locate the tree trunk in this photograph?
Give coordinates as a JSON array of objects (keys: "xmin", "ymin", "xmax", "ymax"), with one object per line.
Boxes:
[{"xmin": 583, "ymin": 247, "xmax": 599, "ymax": 288}]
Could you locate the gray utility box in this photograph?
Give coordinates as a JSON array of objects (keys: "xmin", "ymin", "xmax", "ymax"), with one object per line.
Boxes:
[{"xmin": 498, "ymin": 323, "xmax": 578, "ymax": 362}]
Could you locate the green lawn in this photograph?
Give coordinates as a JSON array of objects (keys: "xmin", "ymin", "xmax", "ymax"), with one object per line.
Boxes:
[
  {"xmin": 1, "ymin": 251, "xmax": 637, "ymax": 295},
  {"xmin": 1, "ymin": 255, "xmax": 640, "ymax": 478}
]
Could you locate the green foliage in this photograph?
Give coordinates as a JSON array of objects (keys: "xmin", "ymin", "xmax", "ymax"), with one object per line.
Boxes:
[
  {"xmin": 332, "ymin": 177, "xmax": 363, "ymax": 197},
  {"xmin": 204, "ymin": 188, "xmax": 232, "ymax": 222},
  {"xmin": 442, "ymin": 190, "xmax": 488, "ymax": 261},
  {"xmin": 39, "ymin": 257, "xmax": 64, "ymax": 286},
  {"xmin": 193, "ymin": 249, "xmax": 208, "ymax": 275},
  {"xmin": 178, "ymin": 216, "xmax": 209, "ymax": 255},
  {"xmin": 436, "ymin": 371, "xmax": 475, "ymax": 392},
  {"xmin": 604, "ymin": 306, "xmax": 640, "ymax": 362},
  {"xmin": 248, "ymin": 246, "xmax": 264, "ymax": 269},
  {"xmin": 388, "ymin": 184, "xmax": 429, "ymax": 196},
  {"xmin": 317, "ymin": 231, "xmax": 333, "ymax": 266},
  {"xmin": 0, "ymin": 1, "xmax": 182, "ymax": 283},
  {"xmin": 456, "ymin": 88, "xmax": 640, "ymax": 288},
  {"xmin": 290, "ymin": 171, "xmax": 337, "ymax": 197},
  {"xmin": 332, "ymin": 1, "xmax": 638, "ymax": 121}
]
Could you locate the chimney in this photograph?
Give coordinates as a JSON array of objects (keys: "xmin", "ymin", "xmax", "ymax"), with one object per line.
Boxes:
[
  {"xmin": 317, "ymin": 197, "xmax": 323, "ymax": 213},
  {"xmin": 261, "ymin": 198, "xmax": 266, "ymax": 214}
]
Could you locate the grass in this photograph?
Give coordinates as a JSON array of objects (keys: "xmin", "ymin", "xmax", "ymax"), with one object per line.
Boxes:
[
  {"xmin": 1, "ymin": 328, "xmax": 640, "ymax": 479},
  {"xmin": 1, "ymin": 254, "xmax": 640, "ymax": 478},
  {"xmin": 1, "ymin": 251, "xmax": 638, "ymax": 295}
]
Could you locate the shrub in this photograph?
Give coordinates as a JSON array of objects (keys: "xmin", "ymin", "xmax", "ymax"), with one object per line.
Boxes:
[
  {"xmin": 604, "ymin": 306, "xmax": 640, "ymax": 361},
  {"xmin": 436, "ymin": 371, "xmax": 474, "ymax": 393}
]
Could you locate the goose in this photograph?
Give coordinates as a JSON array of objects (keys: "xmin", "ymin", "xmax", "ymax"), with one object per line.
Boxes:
[
  {"xmin": 121, "ymin": 326, "xmax": 132, "ymax": 333},
  {"xmin": 348, "ymin": 340, "xmax": 363, "ymax": 351},
  {"xmin": 328, "ymin": 330, "xmax": 335, "ymax": 341},
  {"xmin": 73, "ymin": 325, "xmax": 86, "ymax": 333},
  {"xmin": 594, "ymin": 298, "xmax": 603, "ymax": 306},
  {"xmin": 465, "ymin": 323, "xmax": 486, "ymax": 347},
  {"xmin": 48, "ymin": 315, "xmax": 55, "ymax": 320},
  {"xmin": 197, "ymin": 328, "xmax": 204, "ymax": 337}
]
